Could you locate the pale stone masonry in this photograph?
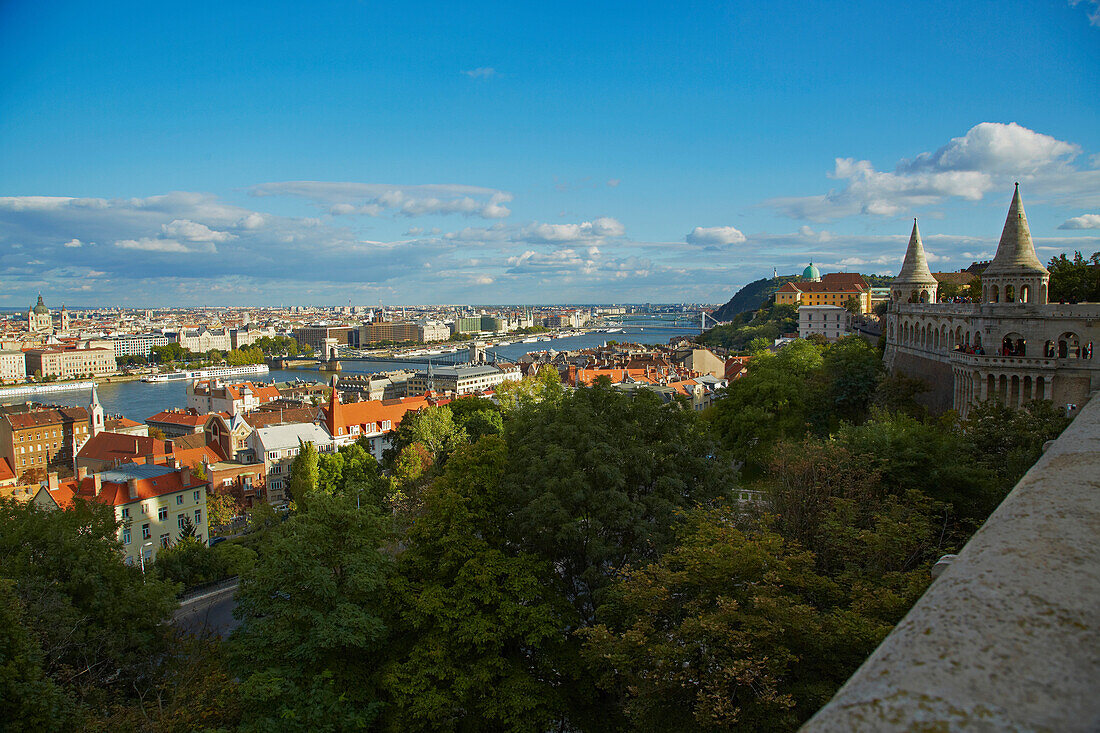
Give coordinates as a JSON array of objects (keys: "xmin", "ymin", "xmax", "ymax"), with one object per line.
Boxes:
[
  {"xmin": 884, "ymin": 186, "xmax": 1099, "ymax": 415},
  {"xmin": 802, "ymin": 392, "xmax": 1100, "ymax": 732}
]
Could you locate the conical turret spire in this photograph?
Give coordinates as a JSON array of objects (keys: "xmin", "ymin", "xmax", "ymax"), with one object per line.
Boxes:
[
  {"xmin": 896, "ymin": 219, "xmax": 937, "ymax": 284},
  {"xmin": 984, "ymin": 183, "xmax": 1048, "ymax": 275}
]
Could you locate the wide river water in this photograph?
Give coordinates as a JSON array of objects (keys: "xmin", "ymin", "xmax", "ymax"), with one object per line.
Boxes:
[{"xmin": 22, "ymin": 322, "xmax": 700, "ymax": 424}]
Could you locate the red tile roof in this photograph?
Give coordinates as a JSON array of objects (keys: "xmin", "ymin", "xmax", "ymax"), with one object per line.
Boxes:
[
  {"xmin": 48, "ymin": 468, "xmax": 206, "ymax": 509},
  {"xmin": 0, "ymin": 457, "xmax": 15, "ymax": 484},
  {"xmin": 5, "ymin": 406, "xmax": 89, "ymax": 429},
  {"xmin": 146, "ymin": 408, "xmax": 212, "ymax": 427},
  {"xmin": 77, "ymin": 431, "xmax": 172, "ymax": 463},
  {"xmin": 321, "ymin": 394, "xmax": 430, "ymax": 437}
]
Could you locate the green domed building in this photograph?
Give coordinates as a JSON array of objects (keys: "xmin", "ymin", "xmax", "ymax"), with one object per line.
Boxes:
[{"xmin": 802, "ymin": 262, "xmax": 821, "ymax": 282}]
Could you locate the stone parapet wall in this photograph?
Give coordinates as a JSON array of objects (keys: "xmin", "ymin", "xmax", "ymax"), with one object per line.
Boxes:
[{"xmin": 801, "ymin": 393, "xmax": 1100, "ymax": 732}]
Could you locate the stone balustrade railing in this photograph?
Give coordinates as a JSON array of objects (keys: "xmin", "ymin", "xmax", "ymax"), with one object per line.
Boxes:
[{"xmin": 801, "ymin": 392, "xmax": 1100, "ymax": 732}]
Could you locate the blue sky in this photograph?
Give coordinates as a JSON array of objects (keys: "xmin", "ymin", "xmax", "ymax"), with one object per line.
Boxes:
[{"xmin": 1, "ymin": 0, "xmax": 1098, "ymax": 306}]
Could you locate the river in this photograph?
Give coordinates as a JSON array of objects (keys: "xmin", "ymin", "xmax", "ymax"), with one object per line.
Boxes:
[{"xmin": 20, "ymin": 323, "xmax": 700, "ymax": 424}]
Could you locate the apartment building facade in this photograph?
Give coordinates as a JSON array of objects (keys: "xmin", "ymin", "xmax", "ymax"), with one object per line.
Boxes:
[{"xmin": 25, "ymin": 348, "xmax": 117, "ymax": 378}]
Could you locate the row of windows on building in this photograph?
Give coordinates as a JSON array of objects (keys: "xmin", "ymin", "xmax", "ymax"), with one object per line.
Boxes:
[{"xmin": 120, "ymin": 509, "xmax": 202, "ymax": 546}]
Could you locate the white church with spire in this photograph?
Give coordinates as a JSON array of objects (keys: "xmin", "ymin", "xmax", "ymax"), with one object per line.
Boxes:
[{"xmin": 884, "ymin": 185, "xmax": 1099, "ymax": 417}]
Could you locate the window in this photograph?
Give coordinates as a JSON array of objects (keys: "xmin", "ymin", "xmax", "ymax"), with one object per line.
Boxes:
[
  {"xmin": 142, "ymin": 523, "xmax": 150, "ymax": 540},
  {"xmin": 122, "ymin": 528, "xmax": 131, "ymax": 544},
  {"xmin": 121, "ymin": 507, "xmax": 130, "ymax": 519},
  {"xmin": 158, "ymin": 506, "xmax": 168, "ymax": 521},
  {"xmin": 160, "ymin": 533, "xmax": 170, "ymax": 548},
  {"xmin": 178, "ymin": 514, "xmax": 186, "ymax": 529},
  {"xmin": 194, "ymin": 509, "xmax": 202, "ymax": 525},
  {"xmin": 176, "ymin": 494, "xmax": 184, "ymax": 505},
  {"xmin": 194, "ymin": 490, "xmax": 200, "ymax": 502}
]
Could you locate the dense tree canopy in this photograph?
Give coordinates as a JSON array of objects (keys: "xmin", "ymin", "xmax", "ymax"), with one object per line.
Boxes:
[
  {"xmin": 230, "ymin": 492, "xmax": 393, "ymax": 732},
  {"xmin": 1047, "ymin": 251, "xmax": 1099, "ymax": 303}
]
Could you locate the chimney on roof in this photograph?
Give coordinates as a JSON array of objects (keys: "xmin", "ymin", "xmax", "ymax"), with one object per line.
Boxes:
[
  {"xmin": 127, "ymin": 478, "xmax": 138, "ymax": 501},
  {"xmin": 93, "ymin": 474, "xmax": 101, "ymax": 494},
  {"xmin": 47, "ymin": 472, "xmax": 59, "ymax": 493},
  {"xmin": 181, "ymin": 466, "xmax": 192, "ymax": 486},
  {"xmin": 77, "ymin": 466, "xmax": 88, "ymax": 480}
]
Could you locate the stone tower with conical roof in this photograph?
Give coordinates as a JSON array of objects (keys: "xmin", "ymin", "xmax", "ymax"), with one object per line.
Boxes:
[
  {"xmin": 892, "ymin": 219, "xmax": 939, "ymax": 304},
  {"xmin": 981, "ymin": 184, "xmax": 1049, "ymax": 305}
]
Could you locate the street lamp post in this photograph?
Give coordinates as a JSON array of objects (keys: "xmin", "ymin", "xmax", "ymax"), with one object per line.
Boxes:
[{"xmin": 139, "ymin": 541, "xmax": 153, "ymax": 579}]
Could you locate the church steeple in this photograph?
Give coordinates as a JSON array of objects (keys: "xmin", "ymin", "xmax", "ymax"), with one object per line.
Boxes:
[
  {"xmin": 89, "ymin": 383, "xmax": 104, "ymax": 437},
  {"xmin": 893, "ymin": 219, "xmax": 939, "ymax": 304}
]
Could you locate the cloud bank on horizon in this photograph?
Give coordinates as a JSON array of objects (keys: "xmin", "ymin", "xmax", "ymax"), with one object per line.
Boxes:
[{"xmin": 1, "ymin": 123, "xmax": 1098, "ymax": 307}]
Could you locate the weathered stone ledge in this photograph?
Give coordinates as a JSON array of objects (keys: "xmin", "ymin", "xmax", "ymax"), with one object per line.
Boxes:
[{"xmin": 802, "ymin": 391, "xmax": 1100, "ymax": 732}]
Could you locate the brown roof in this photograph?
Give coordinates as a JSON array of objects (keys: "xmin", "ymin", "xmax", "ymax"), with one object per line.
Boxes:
[
  {"xmin": 5, "ymin": 406, "xmax": 89, "ymax": 429},
  {"xmin": 780, "ymin": 279, "xmax": 867, "ymax": 294},
  {"xmin": 242, "ymin": 407, "xmax": 317, "ymax": 429},
  {"xmin": 169, "ymin": 432, "xmax": 210, "ymax": 451},
  {"xmin": 820, "ymin": 272, "xmax": 870, "ymax": 290}
]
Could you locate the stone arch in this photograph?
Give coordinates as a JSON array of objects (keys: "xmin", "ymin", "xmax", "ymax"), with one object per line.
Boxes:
[
  {"xmin": 1085, "ymin": 342, "xmax": 1094, "ymax": 360},
  {"xmin": 1002, "ymin": 332, "xmax": 1026, "ymax": 357},
  {"xmin": 1036, "ymin": 376, "xmax": 1046, "ymax": 400},
  {"xmin": 920, "ymin": 289, "xmax": 931, "ymax": 303},
  {"xmin": 955, "ymin": 326, "xmax": 963, "ymax": 349},
  {"xmin": 1009, "ymin": 375, "xmax": 1020, "ymax": 407},
  {"xmin": 990, "ymin": 284, "xmax": 1000, "ymax": 303},
  {"xmin": 1058, "ymin": 332, "xmax": 1080, "ymax": 359},
  {"xmin": 933, "ymin": 327, "xmax": 940, "ymax": 350},
  {"xmin": 1044, "ymin": 339, "xmax": 1055, "ymax": 358},
  {"xmin": 1020, "ymin": 284, "xmax": 1031, "ymax": 303},
  {"xmin": 973, "ymin": 331, "xmax": 983, "ymax": 350},
  {"xmin": 909, "ymin": 289, "xmax": 918, "ymax": 304},
  {"xmin": 1023, "ymin": 375, "xmax": 1033, "ymax": 402},
  {"xmin": 998, "ymin": 374, "xmax": 1008, "ymax": 402},
  {"xmin": 1005, "ymin": 284, "xmax": 1016, "ymax": 303}
]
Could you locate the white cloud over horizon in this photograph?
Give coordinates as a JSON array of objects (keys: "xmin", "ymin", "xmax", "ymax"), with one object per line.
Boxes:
[
  {"xmin": 766, "ymin": 122, "xmax": 1100, "ymax": 221},
  {"xmin": 1059, "ymin": 213, "xmax": 1100, "ymax": 229},
  {"xmin": 686, "ymin": 226, "xmax": 747, "ymax": 247},
  {"xmin": 250, "ymin": 181, "xmax": 514, "ymax": 220}
]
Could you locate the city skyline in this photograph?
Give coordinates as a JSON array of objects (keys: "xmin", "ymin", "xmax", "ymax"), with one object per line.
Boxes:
[{"xmin": 2, "ymin": 0, "xmax": 1099, "ymax": 306}]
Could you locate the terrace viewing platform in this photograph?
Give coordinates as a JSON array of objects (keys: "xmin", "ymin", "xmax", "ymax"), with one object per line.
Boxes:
[{"xmin": 802, "ymin": 391, "xmax": 1100, "ymax": 732}]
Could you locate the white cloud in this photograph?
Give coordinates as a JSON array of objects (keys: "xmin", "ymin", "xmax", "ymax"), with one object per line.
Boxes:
[
  {"xmin": 686, "ymin": 226, "xmax": 747, "ymax": 247},
  {"xmin": 462, "ymin": 67, "xmax": 497, "ymax": 78},
  {"xmin": 1059, "ymin": 213, "xmax": 1100, "ymax": 230},
  {"xmin": 252, "ymin": 181, "xmax": 513, "ymax": 220},
  {"xmin": 607, "ymin": 179, "xmax": 620, "ymax": 188},
  {"xmin": 115, "ymin": 238, "xmax": 199, "ymax": 253},
  {"xmin": 767, "ymin": 122, "xmax": 1100, "ymax": 220},
  {"xmin": 238, "ymin": 212, "xmax": 265, "ymax": 229},
  {"xmin": 63, "ymin": 238, "xmax": 82, "ymax": 248},
  {"xmin": 520, "ymin": 217, "xmax": 625, "ymax": 243},
  {"xmin": 161, "ymin": 219, "xmax": 236, "ymax": 243},
  {"xmin": 1070, "ymin": 0, "xmax": 1100, "ymax": 26}
]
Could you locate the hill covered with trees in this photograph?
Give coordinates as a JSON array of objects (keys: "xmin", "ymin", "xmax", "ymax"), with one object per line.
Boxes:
[{"xmin": 712, "ymin": 275, "xmax": 797, "ymax": 321}]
